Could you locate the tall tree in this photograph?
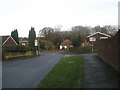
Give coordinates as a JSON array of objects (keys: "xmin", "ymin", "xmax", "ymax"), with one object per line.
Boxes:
[
  {"xmin": 11, "ymin": 29, "xmax": 19, "ymax": 44},
  {"xmin": 53, "ymin": 32, "xmax": 63, "ymax": 49},
  {"xmin": 71, "ymin": 34, "xmax": 82, "ymax": 47},
  {"xmin": 40, "ymin": 27, "xmax": 55, "ymax": 42},
  {"xmin": 71, "ymin": 26, "xmax": 90, "ymax": 42},
  {"xmin": 103, "ymin": 25, "xmax": 118, "ymax": 35},
  {"xmin": 28, "ymin": 27, "xmax": 36, "ymax": 47},
  {"xmin": 93, "ymin": 25, "xmax": 109, "ymax": 34}
]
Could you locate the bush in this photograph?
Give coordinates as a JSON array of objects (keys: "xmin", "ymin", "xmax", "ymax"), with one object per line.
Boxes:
[
  {"xmin": 40, "ymin": 43, "xmax": 46, "ymax": 50},
  {"xmin": 69, "ymin": 45, "xmax": 92, "ymax": 53},
  {"xmin": 2, "ymin": 45, "xmax": 32, "ymax": 52}
]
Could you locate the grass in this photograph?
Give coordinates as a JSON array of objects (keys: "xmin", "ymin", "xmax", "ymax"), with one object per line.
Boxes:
[
  {"xmin": 37, "ymin": 56, "xmax": 84, "ymax": 88},
  {"xmin": 60, "ymin": 52, "xmax": 71, "ymax": 54},
  {"xmin": 41, "ymin": 50, "xmax": 58, "ymax": 52}
]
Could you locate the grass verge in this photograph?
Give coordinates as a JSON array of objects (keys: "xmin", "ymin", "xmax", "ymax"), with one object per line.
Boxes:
[
  {"xmin": 60, "ymin": 52, "xmax": 71, "ymax": 54},
  {"xmin": 37, "ymin": 56, "xmax": 84, "ymax": 88}
]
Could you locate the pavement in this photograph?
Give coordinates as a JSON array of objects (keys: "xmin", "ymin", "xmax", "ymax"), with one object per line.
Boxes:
[
  {"xmin": 83, "ymin": 53, "xmax": 119, "ymax": 88},
  {"xmin": 2, "ymin": 51, "xmax": 64, "ymax": 88}
]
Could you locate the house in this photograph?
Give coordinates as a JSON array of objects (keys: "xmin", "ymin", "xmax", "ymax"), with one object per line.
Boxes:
[
  {"xmin": 81, "ymin": 39, "xmax": 89, "ymax": 47},
  {"xmin": 60, "ymin": 39, "xmax": 73, "ymax": 49},
  {"xmin": 2, "ymin": 35, "xmax": 18, "ymax": 45},
  {"xmin": 36, "ymin": 38, "xmax": 55, "ymax": 50},
  {"xmin": 86, "ymin": 32, "xmax": 111, "ymax": 45},
  {"xmin": 19, "ymin": 37, "xmax": 28, "ymax": 46}
]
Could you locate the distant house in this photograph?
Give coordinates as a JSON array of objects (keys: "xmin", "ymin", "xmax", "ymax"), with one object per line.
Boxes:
[
  {"xmin": 81, "ymin": 39, "xmax": 89, "ymax": 47},
  {"xmin": 2, "ymin": 35, "xmax": 18, "ymax": 45},
  {"xmin": 60, "ymin": 39, "xmax": 73, "ymax": 49},
  {"xmin": 86, "ymin": 32, "xmax": 111, "ymax": 45},
  {"xmin": 19, "ymin": 37, "xmax": 28, "ymax": 46},
  {"xmin": 36, "ymin": 39, "xmax": 55, "ymax": 50}
]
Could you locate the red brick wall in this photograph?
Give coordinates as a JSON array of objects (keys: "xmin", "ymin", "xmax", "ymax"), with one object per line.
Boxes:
[{"xmin": 97, "ymin": 30, "xmax": 120, "ymax": 72}]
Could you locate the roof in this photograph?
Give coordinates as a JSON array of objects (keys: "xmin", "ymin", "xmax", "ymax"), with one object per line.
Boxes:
[
  {"xmin": 2, "ymin": 35, "xmax": 10, "ymax": 44},
  {"xmin": 2, "ymin": 35, "xmax": 18, "ymax": 45},
  {"xmin": 19, "ymin": 37, "xmax": 28, "ymax": 41},
  {"xmin": 60, "ymin": 39, "xmax": 72, "ymax": 46},
  {"xmin": 87, "ymin": 32, "xmax": 111, "ymax": 38}
]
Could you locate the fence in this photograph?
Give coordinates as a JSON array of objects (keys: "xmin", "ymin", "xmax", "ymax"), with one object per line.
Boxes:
[{"xmin": 97, "ymin": 30, "xmax": 120, "ymax": 72}]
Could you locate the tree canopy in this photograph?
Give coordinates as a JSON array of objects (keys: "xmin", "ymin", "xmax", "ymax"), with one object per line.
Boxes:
[
  {"xmin": 11, "ymin": 29, "xmax": 19, "ymax": 44},
  {"xmin": 38, "ymin": 25, "xmax": 118, "ymax": 49},
  {"xmin": 28, "ymin": 27, "xmax": 36, "ymax": 47}
]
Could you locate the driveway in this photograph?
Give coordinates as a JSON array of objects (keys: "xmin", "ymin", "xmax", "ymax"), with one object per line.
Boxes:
[{"xmin": 2, "ymin": 51, "xmax": 64, "ymax": 88}]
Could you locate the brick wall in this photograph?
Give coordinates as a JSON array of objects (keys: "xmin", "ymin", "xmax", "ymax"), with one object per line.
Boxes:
[{"xmin": 97, "ymin": 30, "xmax": 120, "ymax": 72}]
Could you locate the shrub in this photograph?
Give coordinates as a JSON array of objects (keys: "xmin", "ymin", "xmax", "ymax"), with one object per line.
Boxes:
[
  {"xmin": 40, "ymin": 42, "xmax": 46, "ymax": 50},
  {"xmin": 69, "ymin": 45, "xmax": 92, "ymax": 53}
]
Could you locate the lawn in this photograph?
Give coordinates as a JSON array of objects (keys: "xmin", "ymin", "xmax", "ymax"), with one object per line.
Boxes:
[
  {"xmin": 37, "ymin": 56, "xmax": 84, "ymax": 88},
  {"xmin": 60, "ymin": 52, "xmax": 71, "ymax": 54}
]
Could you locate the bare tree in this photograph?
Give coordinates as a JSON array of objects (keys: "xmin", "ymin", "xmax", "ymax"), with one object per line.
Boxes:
[
  {"xmin": 103, "ymin": 25, "xmax": 118, "ymax": 35},
  {"xmin": 54, "ymin": 25, "xmax": 62, "ymax": 32},
  {"xmin": 71, "ymin": 26, "xmax": 90, "ymax": 42},
  {"xmin": 40, "ymin": 27, "xmax": 55, "ymax": 42}
]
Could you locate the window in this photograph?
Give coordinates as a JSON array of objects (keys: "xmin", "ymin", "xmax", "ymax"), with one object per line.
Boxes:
[
  {"xmin": 89, "ymin": 37, "xmax": 96, "ymax": 41},
  {"xmin": 100, "ymin": 37, "xmax": 108, "ymax": 39}
]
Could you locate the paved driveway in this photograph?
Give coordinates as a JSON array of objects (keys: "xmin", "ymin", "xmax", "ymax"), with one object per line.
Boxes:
[{"xmin": 2, "ymin": 51, "xmax": 64, "ymax": 88}]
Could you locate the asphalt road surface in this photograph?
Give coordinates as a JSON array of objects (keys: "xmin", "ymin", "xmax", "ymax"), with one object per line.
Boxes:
[{"xmin": 2, "ymin": 51, "xmax": 64, "ymax": 88}]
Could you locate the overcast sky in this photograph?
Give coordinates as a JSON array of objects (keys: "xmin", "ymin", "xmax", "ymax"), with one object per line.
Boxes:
[{"xmin": 0, "ymin": 0, "xmax": 119, "ymax": 37}]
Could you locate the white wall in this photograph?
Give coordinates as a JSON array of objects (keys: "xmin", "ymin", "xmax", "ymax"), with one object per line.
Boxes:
[
  {"xmin": 60, "ymin": 45, "xmax": 68, "ymax": 49},
  {"xmin": 64, "ymin": 46, "xmax": 67, "ymax": 49},
  {"xmin": 60, "ymin": 46, "xmax": 62, "ymax": 49}
]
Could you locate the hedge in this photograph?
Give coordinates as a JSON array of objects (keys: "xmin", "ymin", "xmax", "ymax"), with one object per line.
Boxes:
[
  {"xmin": 2, "ymin": 45, "xmax": 32, "ymax": 52},
  {"xmin": 69, "ymin": 45, "xmax": 92, "ymax": 53}
]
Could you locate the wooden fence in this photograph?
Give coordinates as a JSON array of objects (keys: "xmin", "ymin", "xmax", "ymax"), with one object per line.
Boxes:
[{"xmin": 97, "ymin": 30, "xmax": 120, "ymax": 72}]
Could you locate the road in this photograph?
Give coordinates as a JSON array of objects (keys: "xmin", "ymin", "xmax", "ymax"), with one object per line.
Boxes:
[{"xmin": 2, "ymin": 51, "xmax": 64, "ymax": 88}]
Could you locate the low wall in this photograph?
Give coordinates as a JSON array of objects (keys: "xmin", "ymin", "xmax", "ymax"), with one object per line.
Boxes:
[
  {"xmin": 3, "ymin": 51, "xmax": 36, "ymax": 60},
  {"xmin": 97, "ymin": 30, "xmax": 120, "ymax": 72}
]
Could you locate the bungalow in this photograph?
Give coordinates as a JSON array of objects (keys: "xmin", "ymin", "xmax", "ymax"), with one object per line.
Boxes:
[
  {"xmin": 86, "ymin": 32, "xmax": 111, "ymax": 45},
  {"xmin": 60, "ymin": 39, "xmax": 73, "ymax": 49},
  {"xmin": 19, "ymin": 37, "xmax": 28, "ymax": 46},
  {"xmin": 2, "ymin": 35, "xmax": 18, "ymax": 45}
]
